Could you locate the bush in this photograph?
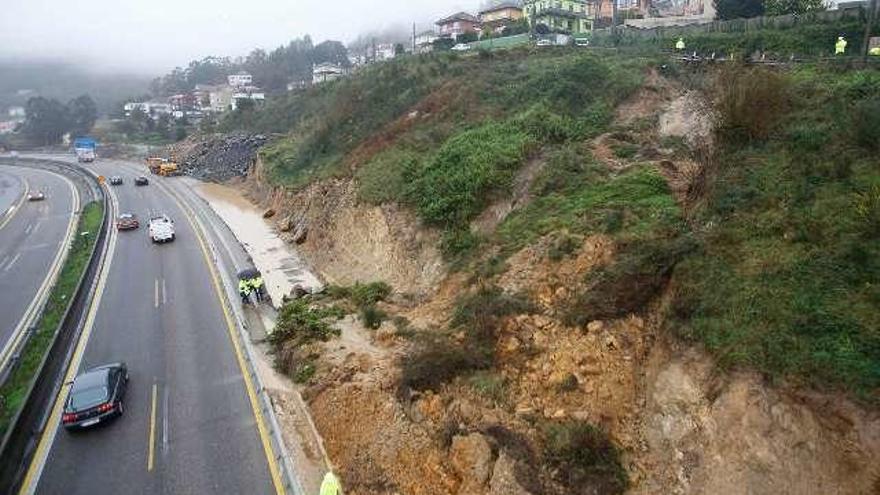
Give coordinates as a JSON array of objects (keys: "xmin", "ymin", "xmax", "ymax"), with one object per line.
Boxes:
[
  {"xmin": 351, "ymin": 281, "xmax": 392, "ymax": 308},
  {"xmin": 715, "ymin": 66, "xmax": 790, "ymax": 143},
  {"xmin": 408, "ymin": 122, "xmax": 535, "ymax": 228},
  {"xmin": 451, "ymin": 285, "xmax": 534, "ymax": 342},
  {"xmin": 268, "ymin": 299, "xmax": 341, "ymax": 350},
  {"xmin": 852, "ymin": 99, "xmax": 880, "ymax": 152},
  {"xmin": 548, "ymin": 233, "xmax": 581, "ymax": 261},
  {"xmin": 566, "ymin": 235, "xmax": 697, "ymax": 326},
  {"xmin": 356, "ymin": 148, "xmax": 421, "ymax": 204},
  {"xmin": 360, "ymin": 304, "xmax": 387, "ymax": 330},
  {"xmin": 399, "ymin": 334, "xmax": 493, "ymax": 392},
  {"xmin": 542, "ymin": 420, "xmax": 628, "ymax": 495},
  {"xmin": 468, "ymin": 371, "xmax": 509, "ymax": 404}
]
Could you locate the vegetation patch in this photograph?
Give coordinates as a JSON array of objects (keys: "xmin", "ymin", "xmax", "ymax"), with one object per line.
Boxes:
[
  {"xmin": 542, "ymin": 420, "xmax": 629, "ymax": 495},
  {"xmin": 325, "ymin": 281, "xmax": 392, "ymax": 330},
  {"xmin": 0, "ymin": 201, "xmax": 103, "ymax": 436},
  {"xmin": 670, "ymin": 65, "xmax": 880, "ymax": 400}
]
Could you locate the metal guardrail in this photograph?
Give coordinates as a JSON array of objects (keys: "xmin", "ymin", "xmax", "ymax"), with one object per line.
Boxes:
[{"xmin": 0, "ymin": 158, "xmax": 110, "ymax": 494}]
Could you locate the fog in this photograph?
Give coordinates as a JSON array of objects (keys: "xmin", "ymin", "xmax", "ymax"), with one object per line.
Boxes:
[{"xmin": 0, "ymin": 0, "xmax": 482, "ymax": 75}]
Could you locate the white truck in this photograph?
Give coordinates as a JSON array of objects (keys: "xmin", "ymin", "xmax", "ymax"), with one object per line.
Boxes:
[{"xmin": 148, "ymin": 215, "xmax": 175, "ymax": 243}]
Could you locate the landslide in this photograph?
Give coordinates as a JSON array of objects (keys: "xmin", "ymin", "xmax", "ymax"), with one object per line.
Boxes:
[{"xmin": 219, "ymin": 49, "xmax": 880, "ymax": 495}]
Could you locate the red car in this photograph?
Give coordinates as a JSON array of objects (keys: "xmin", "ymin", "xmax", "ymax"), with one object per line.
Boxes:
[{"xmin": 116, "ymin": 213, "xmax": 139, "ymax": 230}]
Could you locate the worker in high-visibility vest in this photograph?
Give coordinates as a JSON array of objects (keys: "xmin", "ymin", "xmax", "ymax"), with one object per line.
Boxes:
[
  {"xmin": 675, "ymin": 37, "xmax": 685, "ymax": 51},
  {"xmin": 251, "ymin": 276, "xmax": 265, "ymax": 302},
  {"xmin": 238, "ymin": 279, "xmax": 252, "ymax": 305},
  {"xmin": 835, "ymin": 36, "xmax": 847, "ymax": 55},
  {"xmin": 319, "ymin": 471, "xmax": 341, "ymax": 495}
]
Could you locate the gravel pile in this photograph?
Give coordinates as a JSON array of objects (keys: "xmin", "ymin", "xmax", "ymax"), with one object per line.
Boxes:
[{"xmin": 165, "ymin": 132, "xmax": 268, "ymax": 182}]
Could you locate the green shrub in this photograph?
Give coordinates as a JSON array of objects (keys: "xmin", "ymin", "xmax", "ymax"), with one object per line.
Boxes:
[
  {"xmin": 852, "ymin": 99, "xmax": 880, "ymax": 152},
  {"xmin": 268, "ymin": 299, "xmax": 341, "ymax": 350},
  {"xmin": 351, "ymin": 281, "xmax": 392, "ymax": 308},
  {"xmin": 566, "ymin": 235, "xmax": 697, "ymax": 326},
  {"xmin": 408, "ymin": 122, "xmax": 535, "ymax": 228},
  {"xmin": 611, "ymin": 142, "xmax": 638, "ymax": 159},
  {"xmin": 548, "ymin": 233, "xmax": 581, "ymax": 261},
  {"xmin": 468, "ymin": 371, "xmax": 509, "ymax": 404},
  {"xmin": 715, "ymin": 66, "xmax": 791, "ymax": 143},
  {"xmin": 292, "ymin": 362, "xmax": 317, "ymax": 384},
  {"xmin": 399, "ymin": 333, "xmax": 493, "ymax": 392},
  {"xmin": 357, "ymin": 148, "xmax": 421, "ymax": 204},
  {"xmin": 451, "ymin": 285, "xmax": 534, "ymax": 342},
  {"xmin": 542, "ymin": 420, "xmax": 628, "ymax": 495},
  {"xmin": 360, "ymin": 304, "xmax": 387, "ymax": 330}
]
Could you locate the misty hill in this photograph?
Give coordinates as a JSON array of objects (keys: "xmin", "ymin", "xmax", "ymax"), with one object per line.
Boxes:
[{"xmin": 0, "ymin": 59, "xmax": 150, "ymax": 116}]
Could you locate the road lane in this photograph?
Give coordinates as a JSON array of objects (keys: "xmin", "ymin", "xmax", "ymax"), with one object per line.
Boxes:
[
  {"xmin": 33, "ymin": 160, "xmax": 276, "ymax": 495},
  {"xmin": 0, "ymin": 166, "xmax": 77, "ymax": 373}
]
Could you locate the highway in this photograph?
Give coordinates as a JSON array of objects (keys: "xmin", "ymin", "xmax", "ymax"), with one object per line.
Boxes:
[
  {"xmin": 18, "ymin": 158, "xmax": 280, "ymax": 495},
  {"xmin": 0, "ymin": 165, "xmax": 79, "ymax": 376}
]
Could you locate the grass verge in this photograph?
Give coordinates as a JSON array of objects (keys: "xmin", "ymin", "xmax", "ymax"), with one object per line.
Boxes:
[{"xmin": 0, "ymin": 201, "xmax": 103, "ymax": 436}]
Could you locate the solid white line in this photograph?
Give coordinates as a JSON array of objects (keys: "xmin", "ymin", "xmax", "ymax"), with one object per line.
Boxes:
[
  {"xmin": 0, "ymin": 175, "xmax": 28, "ymax": 232},
  {"xmin": 154, "ymin": 278, "xmax": 159, "ymax": 308},
  {"xmin": 162, "ymin": 278, "xmax": 167, "ymax": 305}
]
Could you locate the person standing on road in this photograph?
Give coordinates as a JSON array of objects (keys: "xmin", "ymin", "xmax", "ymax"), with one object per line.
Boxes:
[
  {"xmin": 835, "ymin": 36, "xmax": 848, "ymax": 55},
  {"xmin": 252, "ymin": 276, "xmax": 265, "ymax": 303},
  {"xmin": 319, "ymin": 470, "xmax": 341, "ymax": 495},
  {"xmin": 239, "ymin": 279, "xmax": 252, "ymax": 305},
  {"xmin": 675, "ymin": 37, "xmax": 686, "ymax": 51}
]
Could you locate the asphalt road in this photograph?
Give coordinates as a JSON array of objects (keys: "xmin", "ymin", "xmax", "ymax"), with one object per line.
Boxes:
[
  {"xmin": 31, "ymin": 159, "xmax": 276, "ymax": 495},
  {"xmin": 0, "ymin": 166, "xmax": 77, "ymax": 371}
]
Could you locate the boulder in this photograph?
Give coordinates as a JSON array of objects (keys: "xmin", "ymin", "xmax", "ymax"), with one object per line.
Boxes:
[
  {"xmin": 488, "ymin": 452, "xmax": 532, "ymax": 495},
  {"xmin": 450, "ymin": 433, "xmax": 493, "ymax": 495}
]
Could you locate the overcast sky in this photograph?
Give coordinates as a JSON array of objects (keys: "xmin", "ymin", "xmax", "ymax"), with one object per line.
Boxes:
[{"xmin": 0, "ymin": 0, "xmax": 481, "ymax": 74}]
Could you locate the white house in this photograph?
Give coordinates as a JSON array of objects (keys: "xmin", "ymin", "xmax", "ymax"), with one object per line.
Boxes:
[
  {"xmin": 209, "ymin": 87, "xmax": 233, "ymax": 113},
  {"xmin": 227, "ymin": 72, "xmax": 253, "ymax": 88},
  {"xmin": 123, "ymin": 101, "xmax": 173, "ymax": 117},
  {"xmin": 7, "ymin": 106, "xmax": 25, "ymax": 119},
  {"xmin": 231, "ymin": 88, "xmax": 266, "ymax": 110},
  {"xmin": 313, "ymin": 63, "xmax": 346, "ymax": 84},
  {"xmin": 415, "ymin": 31, "xmax": 438, "ymax": 53},
  {"xmin": 374, "ymin": 43, "xmax": 397, "ymax": 61}
]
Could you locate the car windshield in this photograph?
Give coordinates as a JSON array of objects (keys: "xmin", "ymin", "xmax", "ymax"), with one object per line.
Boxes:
[{"xmin": 69, "ymin": 386, "xmax": 108, "ymax": 411}]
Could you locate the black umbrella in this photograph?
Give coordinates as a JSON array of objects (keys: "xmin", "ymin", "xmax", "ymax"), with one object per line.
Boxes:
[{"xmin": 237, "ymin": 268, "xmax": 261, "ymax": 280}]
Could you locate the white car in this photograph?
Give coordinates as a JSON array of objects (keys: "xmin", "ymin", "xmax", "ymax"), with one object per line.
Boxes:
[
  {"xmin": 536, "ymin": 39, "xmax": 553, "ymax": 47},
  {"xmin": 28, "ymin": 191, "xmax": 46, "ymax": 201},
  {"xmin": 451, "ymin": 43, "xmax": 471, "ymax": 52},
  {"xmin": 148, "ymin": 215, "xmax": 175, "ymax": 243}
]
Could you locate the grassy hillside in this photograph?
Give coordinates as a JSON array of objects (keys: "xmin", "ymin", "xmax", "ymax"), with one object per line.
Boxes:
[
  {"xmin": 225, "ymin": 46, "xmax": 879, "ymax": 402},
  {"xmin": 671, "ymin": 66, "xmax": 880, "ymax": 399}
]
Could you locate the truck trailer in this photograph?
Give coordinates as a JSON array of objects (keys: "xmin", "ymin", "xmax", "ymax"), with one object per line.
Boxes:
[{"xmin": 73, "ymin": 137, "xmax": 97, "ymax": 163}]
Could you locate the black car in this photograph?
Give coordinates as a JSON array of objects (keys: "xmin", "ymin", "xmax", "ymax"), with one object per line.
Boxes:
[
  {"xmin": 134, "ymin": 176, "xmax": 149, "ymax": 186},
  {"xmin": 62, "ymin": 363, "xmax": 128, "ymax": 430},
  {"xmin": 109, "ymin": 176, "xmax": 123, "ymax": 185}
]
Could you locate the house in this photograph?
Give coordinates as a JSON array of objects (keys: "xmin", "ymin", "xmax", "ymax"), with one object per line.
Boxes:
[
  {"xmin": 227, "ymin": 72, "xmax": 253, "ymax": 88},
  {"xmin": 374, "ymin": 43, "xmax": 397, "ymax": 61},
  {"xmin": 0, "ymin": 121, "xmax": 18, "ymax": 134},
  {"xmin": 231, "ymin": 87, "xmax": 265, "ymax": 110},
  {"xmin": 313, "ymin": 63, "xmax": 346, "ymax": 84},
  {"xmin": 523, "ymin": 0, "xmax": 592, "ymax": 33},
  {"xmin": 415, "ymin": 30, "xmax": 439, "ymax": 53},
  {"xmin": 479, "ymin": 2, "xmax": 525, "ymax": 32},
  {"xmin": 436, "ymin": 11, "xmax": 480, "ymax": 39},
  {"xmin": 209, "ymin": 87, "xmax": 234, "ymax": 113},
  {"xmin": 123, "ymin": 101, "xmax": 173, "ymax": 117},
  {"xmin": 7, "ymin": 106, "xmax": 25, "ymax": 119},
  {"xmin": 169, "ymin": 93, "xmax": 197, "ymax": 111}
]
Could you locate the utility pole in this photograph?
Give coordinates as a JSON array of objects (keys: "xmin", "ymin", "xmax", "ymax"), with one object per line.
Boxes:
[
  {"xmin": 863, "ymin": 0, "xmax": 878, "ymax": 60},
  {"xmin": 413, "ymin": 22, "xmax": 417, "ymax": 53}
]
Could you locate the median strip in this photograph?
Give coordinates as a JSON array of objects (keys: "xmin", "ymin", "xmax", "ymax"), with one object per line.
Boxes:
[{"xmin": 0, "ymin": 201, "xmax": 103, "ymax": 437}]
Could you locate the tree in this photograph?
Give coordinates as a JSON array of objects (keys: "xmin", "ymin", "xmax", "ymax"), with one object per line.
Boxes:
[
  {"xmin": 457, "ymin": 32, "xmax": 479, "ymax": 44},
  {"xmin": 312, "ymin": 40, "xmax": 351, "ymax": 68},
  {"xmin": 68, "ymin": 95, "xmax": 97, "ymax": 137},
  {"xmin": 764, "ymin": 0, "xmax": 825, "ymax": 15},
  {"xmin": 714, "ymin": 0, "xmax": 765, "ymax": 19},
  {"xmin": 433, "ymin": 37, "xmax": 457, "ymax": 51},
  {"xmin": 22, "ymin": 97, "xmax": 70, "ymax": 146},
  {"xmin": 534, "ymin": 23, "xmax": 552, "ymax": 35},
  {"xmin": 394, "ymin": 43, "xmax": 406, "ymax": 56}
]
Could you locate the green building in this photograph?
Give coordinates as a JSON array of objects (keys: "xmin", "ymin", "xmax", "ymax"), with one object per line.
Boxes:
[{"xmin": 523, "ymin": 0, "xmax": 593, "ymax": 34}]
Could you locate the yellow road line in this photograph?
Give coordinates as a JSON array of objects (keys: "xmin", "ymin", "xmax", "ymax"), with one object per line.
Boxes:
[
  {"xmin": 162, "ymin": 179, "xmax": 286, "ymax": 495},
  {"xmin": 0, "ymin": 175, "xmax": 29, "ymax": 232},
  {"xmin": 148, "ymin": 383, "xmax": 158, "ymax": 472},
  {"xmin": 17, "ymin": 184, "xmax": 119, "ymax": 495}
]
